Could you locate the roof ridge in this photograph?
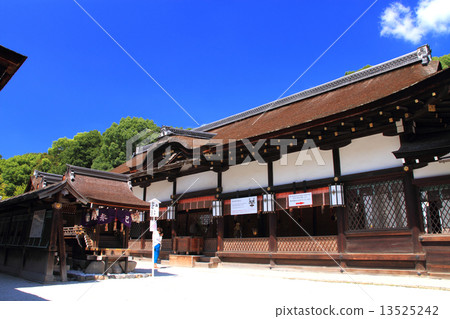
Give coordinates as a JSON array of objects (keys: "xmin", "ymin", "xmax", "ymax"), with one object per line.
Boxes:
[
  {"xmin": 67, "ymin": 165, "xmax": 130, "ymax": 182},
  {"xmin": 193, "ymin": 45, "xmax": 432, "ymax": 132}
]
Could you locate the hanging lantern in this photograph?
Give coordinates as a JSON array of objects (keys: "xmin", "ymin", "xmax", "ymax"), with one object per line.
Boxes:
[
  {"xmin": 329, "ymin": 184, "xmax": 345, "ymax": 207},
  {"xmin": 262, "ymin": 193, "xmax": 275, "ymax": 213},
  {"xmin": 166, "ymin": 206, "xmax": 176, "ymax": 220},
  {"xmin": 212, "ymin": 200, "xmax": 223, "ymax": 217}
]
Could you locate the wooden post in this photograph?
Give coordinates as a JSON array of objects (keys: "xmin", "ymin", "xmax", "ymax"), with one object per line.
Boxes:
[
  {"xmin": 140, "ymin": 222, "xmax": 146, "ymax": 250},
  {"xmin": 404, "ymin": 170, "xmax": 423, "ymax": 254},
  {"xmin": 141, "ymin": 187, "xmax": 147, "ymax": 250},
  {"xmin": 268, "ymin": 213, "xmax": 277, "ymax": 252},
  {"xmin": 54, "ymin": 203, "xmax": 67, "ymax": 282},
  {"xmin": 217, "ymin": 217, "xmax": 224, "ymax": 251},
  {"xmin": 336, "ymin": 207, "xmax": 346, "ymax": 253},
  {"xmin": 124, "ymin": 227, "xmax": 130, "ymax": 249},
  {"xmin": 171, "ymin": 220, "xmax": 177, "ymax": 252}
]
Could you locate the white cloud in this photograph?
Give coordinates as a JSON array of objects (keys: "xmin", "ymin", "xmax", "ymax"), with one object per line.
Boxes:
[{"xmin": 380, "ymin": 0, "xmax": 450, "ymax": 43}]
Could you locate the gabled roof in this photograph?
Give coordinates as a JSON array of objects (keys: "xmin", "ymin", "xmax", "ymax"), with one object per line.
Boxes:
[
  {"xmin": 66, "ymin": 165, "xmax": 149, "ymax": 210},
  {"xmin": 206, "ymin": 60, "xmax": 441, "ymax": 141},
  {"xmin": 0, "ymin": 180, "xmax": 67, "ymax": 208},
  {"xmin": 160, "ymin": 126, "xmax": 216, "ymax": 139},
  {"xmin": 194, "ymin": 45, "xmax": 432, "ymax": 133},
  {"xmin": 0, "ymin": 166, "xmax": 150, "ymax": 211},
  {"xmin": 25, "ymin": 170, "xmax": 64, "ymax": 192},
  {"xmin": 121, "ymin": 45, "xmax": 450, "ymax": 179},
  {"xmin": 0, "ymin": 45, "xmax": 27, "ymax": 92}
]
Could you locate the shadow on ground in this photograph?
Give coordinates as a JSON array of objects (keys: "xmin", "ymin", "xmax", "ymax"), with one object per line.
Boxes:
[{"xmin": 0, "ymin": 273, "xmax": 48, "ymax": 301}]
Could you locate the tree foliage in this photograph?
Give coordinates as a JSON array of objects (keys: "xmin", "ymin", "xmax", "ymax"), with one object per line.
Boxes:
[
  {"xmin": 0, "ymin": 117, "xmax": 160, "ymax": 199},
  {"xmin": 0, "ymin": 153, "xmax": 50, "ymax": 198},
  {"xmin": 48, "ymin": 130, "xmax": 102, "ymax": 175},
  {"xmin": 92, "ymin": 117, "xmax": 159, "ymax": 171},
  {"xmin": 433, "ymin": 53, "xmax": 450, "ymax": 69}
]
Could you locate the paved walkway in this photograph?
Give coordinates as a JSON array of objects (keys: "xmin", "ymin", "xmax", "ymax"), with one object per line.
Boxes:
[{"xmin": 1, "ymin": 260, "xmax": 450, "ymax": 318}]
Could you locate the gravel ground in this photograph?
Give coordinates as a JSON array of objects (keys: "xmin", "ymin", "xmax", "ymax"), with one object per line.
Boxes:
[{"xmin": 1, "ymin": 260, "xmax": 450, "ymax": 318}]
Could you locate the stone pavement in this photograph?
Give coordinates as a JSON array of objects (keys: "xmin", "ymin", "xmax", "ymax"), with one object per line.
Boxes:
[{"xmin": 1, "ymin": 259, "xmax": 450, "ymax": 318}]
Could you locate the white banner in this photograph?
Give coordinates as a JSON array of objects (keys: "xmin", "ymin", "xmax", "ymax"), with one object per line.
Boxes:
[
  {"xmin": 231, "ymin": 196, "xmax": 258, "ymax": 215},
  {"xmin": 29, "ymin": 210, "xmax": 46, "ymax": 238},
  {"xmin": 288, "ymin": 193, "xmax": 313, "ymax": 207}
]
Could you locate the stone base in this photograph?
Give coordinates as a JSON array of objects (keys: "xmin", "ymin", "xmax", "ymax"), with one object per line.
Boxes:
[{"xmin": 85, "ymin": 261, "xmax": 105, "ymax": 274}]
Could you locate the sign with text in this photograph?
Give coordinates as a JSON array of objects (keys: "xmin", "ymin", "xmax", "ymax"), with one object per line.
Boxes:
[
  {"xmin": 288, "ymin": 193, "xmax": 313, "ymax": 207},
  {"xmin": 149, "ymin": 198, "xmax": 161, "ymax": 218},
  {"xmin": 231, "ymin": 196, "xmax": 258, "ymax": 215},
  {"xmin": 29, "ymin": 210, "xmax": 46, "ymax": 238}
]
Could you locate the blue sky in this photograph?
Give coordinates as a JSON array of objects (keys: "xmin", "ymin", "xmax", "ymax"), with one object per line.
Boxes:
[{"xmin": 1, "ymin": 0, "xmax": 449, "ymax": 159}]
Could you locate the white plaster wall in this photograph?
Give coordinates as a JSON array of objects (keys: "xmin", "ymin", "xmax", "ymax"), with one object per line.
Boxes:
[
  {"xmin": 273, "ymin": 149, "xmax": 334, "ymax": 185},
  {"xmin": 132, "ymin": 186, "xmax": 144, "ymax": 200},
  {"xmin": 340, "ymin": 134, "xmax": 403, "ymax": 176},
  {"xmin": 146, "ymin": 180, "xmax": 173, "ymax": 202},
  {"xmin": 177, "ymin": 171, "xmax": 217, "ymax": 194},
  {"xmin": 414, "ymin": 160, "xmax": 450, "ymax": 179},
  {"xmin": 222, "ymin": 161, "xmax": 268, "ymax": 193}
]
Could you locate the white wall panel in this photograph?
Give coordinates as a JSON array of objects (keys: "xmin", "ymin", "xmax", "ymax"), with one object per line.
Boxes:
[
  {"xmin": 177, "ymin": 171, "xmax": 217, "ymax": 194},
  {"xmin": 340, "ymin": 134, "xmax": 403, "ymax": 176},
  {"xmin": 273, "ymin": 149, "xmax": 334, "ymax": 185},
  {"xmin": 414, "ymin": 160, "xmax": 450, "ymax": 179},
  {"xmin": 222, "ymin": 161, "xmax": 268, "ymax": 193},
  {"xmin": 132, "ymin": 186, "xmax": 144, "ymax": 200},
  {"xmin": 146, "ymin": 180, "xmax": 173, "ymax": 202}
]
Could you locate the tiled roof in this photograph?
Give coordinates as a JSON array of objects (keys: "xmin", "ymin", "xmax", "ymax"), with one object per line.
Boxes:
[
  {"xmin": 66, "ymin": 165, "xmax": 149, "ymax": 210},
  {"xmin": 193, "ymin": 46, "xmax": 431, "ymax": 133}
]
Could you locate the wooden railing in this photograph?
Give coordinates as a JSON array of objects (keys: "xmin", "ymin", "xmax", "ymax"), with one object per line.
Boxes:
[
  {"xmin": 161, "ymin": 238, "xmax": 173, "ymax": 251},
  {"xmin": 222, "ymin": 236, "xmax": 338, "ymax": 253},
  {"xmin": 223, "ymin": 238, "xmax": 269, "ymax": 252},
  {"xmin": 277, "ymin": 236, "xmax": 338, "ymax": 253}
]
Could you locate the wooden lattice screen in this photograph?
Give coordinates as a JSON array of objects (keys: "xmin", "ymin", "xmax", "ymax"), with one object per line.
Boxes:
[
  {"xmin": 420, "ymin": 183, "xmax": 450, "ymax": 234},
  {"xmin": 345, "ymin": 179, "xmax": 408, "ymax": 231},
  {"xmin": 277, "ymin": 236, "xmax": 338, "ymax": 252}
]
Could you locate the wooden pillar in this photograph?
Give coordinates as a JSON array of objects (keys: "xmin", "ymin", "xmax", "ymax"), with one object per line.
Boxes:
[
  {"xmin": 404, "ymin": 169, "xmax": 423, "ymax": 254},
  {"xmin": 171, "ymin": 220, "xmax": 177, "ymax": 252},
  {"xmin": 217, "ymin": 217, "xmax": 224, "ymax": 251},
  {"xmin": 336, "ymin": 207, "xmax": 346, "ymax": 254},
  {"xmin": 54, "ymin": 202, "xmax": 67, "ymax": 282},
  {"xmin": 49, "ymin": 209, "xmax": 59, "ymax": 252},
  {"xmin": 141, "ymin": 187, "xmax": 147, "ymax": 250},
  {"xmin": 267, "ymin": 161, "xmax": 274, "ymax": 189},
  {"xmin": 268, "ymin": 213, "xmax": 277, "ymax": 252},
  {"xmin": 312, "ymin": 207, "xmax": 318, "ymax": 236},
  {"xmin": 332, "ymin": 147, "xmax": 346, "ymax": 259},
  {"xmin": 124, "ymin": 227, "xmax": 130, "ymax": 249}
]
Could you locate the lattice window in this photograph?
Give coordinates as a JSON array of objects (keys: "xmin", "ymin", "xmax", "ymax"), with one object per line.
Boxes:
[
  {"xmin": 130, "ymin": 222, "xmax": 142, "ymax": 239},
  {"xmin": 24, "ymin": 210, "xmax": 53, "ymax": 248},
  {"xmin": 346, "ymin": 179, "xmax": 408, "ymax": 231},
  {"xmin": 223, "ymin": 238, "xmax": 269, "ymax": 252},
  {"xmin": 420, "ymin": 184, "xmax": 450, "ymax": 234},
  {"xmin": 277, "ymin": 236, "xmax": 338, "ymax": 252},
  {"xmin": 0, "ymin": 215, "xmax": 10, "ymax": 245}
]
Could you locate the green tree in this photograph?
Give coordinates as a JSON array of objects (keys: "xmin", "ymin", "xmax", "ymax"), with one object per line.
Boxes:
[
  {"xmin": 0, "ymin": 153, "xmax": 48, "ymax": 197},
  {"xmin": 92, "ymin": 117, "xmax": 159, "ymax": 171},
  {"xmin": 433, "ymin": 53, "xmax": 450, "ymax": 69},
  {"xmin": 48, "ymin": 130, "xmax": 102, "ymax": 174}
]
